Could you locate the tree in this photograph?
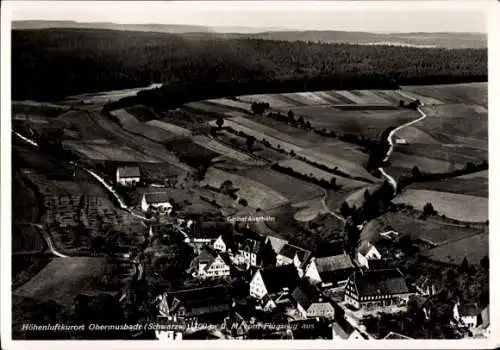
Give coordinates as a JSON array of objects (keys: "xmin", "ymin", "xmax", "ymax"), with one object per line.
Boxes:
[
  {"xmin": 411, "ymin": 166, "xmax": 422, "ymax": 179},
  {"xmin": 287, "ymin": 110, "xmax": 295, "ymax": 123},
  {"xmin": 216, "ymin": 117, "xmax": 224, "ymax": 129},
  {"xmin": 220, "ymin": 180, "xmax": 233, "ymax": 195},
  {"xmin": 246, "ymin": 135, "xmax": 256, "ymax": 152},
  {"xmin": 238, "ymin": 198, "xmax": 248, "ymax": 206},
  {"xmin": 480, "ymin": 256, "xmax": 489, "ymax": 270},
  {"xmin": 330, "ymin": 177, "xmax": 337, "ymax": 189},
  {"xmin": 423, "ymin": 202, "xmax": 436, "ymax": 216},
  {"xmin": 399, "ymin": 100, "xmax": 406, "ymax": 107},
  {"xmin": 297, "ymin": 115, "xmax": 305, "ymax": 126},
  {"xmin": 363, "ymin": 189, "xmax": 371, "ymax": 201},
  {"xmin": 290, "ymin": 150, "xmax": 296, "ymax": 157},
  {"xmin": 340, "ymin": 201, "xmax": 351, "ymax": 218}
]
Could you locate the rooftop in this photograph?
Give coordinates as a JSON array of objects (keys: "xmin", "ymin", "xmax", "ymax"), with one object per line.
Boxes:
[
  {"xmin": 278, "ymin": 243, "xmax": 311, "ymax": 263},
  {"xmin": 258, "ymin": 264, "xmax": 300, "ymax": 294},
  {"xmin": 143, "ymin": 191, "xmax": 170, "ymax": 204},
  {"xmin": 351, "ymin": 269, "xmax": 410, "ymax": 297},
  {"xmin": 291, "ymin": 280, "xmax": 322, "ymax": 310},
  {"xmin": 117, "ymin": 166, "xmax": 140, "ymax": 178},
  {"xmin": 458, "ymin": 302, "xmax": 481, "ymax": 317},
  {"xmin": 358, "ymin": 240, "xmax": 376, "ymax": 256}
]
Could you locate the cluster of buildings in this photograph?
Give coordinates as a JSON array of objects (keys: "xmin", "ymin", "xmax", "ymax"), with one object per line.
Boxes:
[{"xmin": 115, "ymin": 165, "xmax": 489, "ymax": 340}]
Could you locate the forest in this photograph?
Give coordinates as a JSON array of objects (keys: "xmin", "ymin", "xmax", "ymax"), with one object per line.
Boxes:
[{"xmin": 12, "ymin": 29, "xmax": 487, "ymax": 102}]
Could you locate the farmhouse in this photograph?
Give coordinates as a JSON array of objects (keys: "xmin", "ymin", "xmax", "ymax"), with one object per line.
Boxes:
[
  {"xmin": 249, "ymin": 264, "xmax": 300, "ymax": 301},
  {"xmin": 276, "ymin": 243, "xmax": 312, "ymax": 270},
  {"xmin": 291, "ymin": 281, "xmax": 336, "ymax": 319},
  {"xmin": 155, "ymin": 317, "xmax": 184, "ymax": 341},
  {"xmin": 157, "ymin": 285, "xmax": 232, "ymax": 326},
  {"xmin": 116, "ymin": 166, "xmax": 140, "ymax": 186},
  {"xmin": 212, "ymin": 231, "xmax": 237, "ymax": 253},
  {"xmin": 356, "ymin": 240, "xmax": 382, "ymax": 269},
  {"xmin": 453, "ymin": 302, "xmax": 482, "ymax": 328},
  {"xmin": 344, "ymin": 269, "xmax": 414, "ymax": 310},
  {"xmin": 304, "ymin": 254, "xmax": 357, "ymax": 289},
  {"xmin": 141, "ymin": 191, "xmax": 172, "ymax": 214},
  {"xmin": 195, "ymin": 245, "xmax": 232, "ymax": 279}
]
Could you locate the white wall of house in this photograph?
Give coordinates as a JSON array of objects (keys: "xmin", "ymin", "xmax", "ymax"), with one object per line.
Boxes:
[
  {"xmin": 199, "ymin": 256, "xmax": 230, "ymax": 278},
  {"xmin": 307, "ymin": 302, "xmax": 335, "ymax": 319},
  {"xmin": 296, "ymin": 303, "xmax": 307, "ymax": 319},
  {"xmin": 304, "ymin": 259, "xmax": 322, "ymax": 284},
  {"xmin": 116, "ymin": 169, "xmax": 140, "ymax": 186},
  {"xmin": 357, "ymin": 252, "xmax": 369, "ymax": 269},
  {"xmin": 213, "ymin": 236, "xmax": 227, "ymax": 252},
  {"xmin": 249, "ymin": 271, "xmax": 268, "ymax": 299},
  {"xmin": 141, "ymin": 195, "xmax": 172, "ymax": 214}
]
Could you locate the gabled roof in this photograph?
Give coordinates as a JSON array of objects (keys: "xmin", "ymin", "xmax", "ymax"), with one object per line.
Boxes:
[
  {"xmin": 316, "ymin": 254, "xmax": 355, "ymax": 273},
  {"xmin": 458, "ymin": 303, "xmax": 481, "ymax": 317},
  {"xmin": 266, "ymin": 236, "xmax": 288, "ymax": 254},
  {"xmin": 316, "ymin": 240, "xmax": 345, "ymax": 258},
  {"xmin": 198, "ymin": 245, "xmax": 231, "ymax": 270},
  {"xmin": 258, "ymin": 264, "xmax": 300, "ymax": 294},
  {"xmin": 291, "ymin": 280, "xmax": 321, "ymax": 310},
  {"xmin": 168, "ymin": 285, "xmax": 231, "ymax": 315},
  {"xmin": 143, "ymin": 191, "xmax": 170, "ymax": 204},
  {"xmin": 240, "ymin": 238, "xmax": 261, "ymax": 254},
  {"xmin": 350, "ymin": 269, "xmax": 410, "ymax": 297},
  {"xmin": 117, "ymin": 166, "xmax": 140, "ymax": 178},
  {"xmin": 278, "ymin": 244, "xmax": 311, "ymax": 263}
]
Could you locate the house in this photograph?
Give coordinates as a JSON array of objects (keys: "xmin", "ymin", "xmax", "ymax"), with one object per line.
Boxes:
[
  {"xmin": 189, "ymin": 221, "xmax": 233, "ymax": 247},
  {"xmin": 195, "ymin": 245, "xmax": 232, "ymax": 279},
  {"xmin": 141, "ymin": 191, "xmax": 172, "ymax": 214},
  {"xmin": 356, "ymin": 240, "xmax": 382, "ymax": 269},
  {"xmin": 276, "ymin": 243, "xmax": 312, "ymax": 271},
  {"xmin": 413, "ymin": 276, "xmax": 437, "ymax": 296},
  {"xmin": 331, "ymin": 318, "xmax": 365, "ymax": 340},
  {"xmin": 157, "ymin": 285, "xmax": 232, "ymax": 326},
  {"xmin": 304, "ymin": 254, "xmax": 357, "ymax": 289},
  {"xmin": 344, "ymin": 269, "xmax": 414, "ymax": 310},
  {"xmin": 213, "ymin": 230, "xmax": 237, "ymax": 253},
  {"xmin": 291, "ymin": 280, "xmax": 335, "ymax": 319},
  {"xmin": 453, "ymin": 302, "xmax": 482, "ymax": 328},
  {"xmin": 249, "ymin": 264, "xmax": 300, "ymax": 300},
  {"xmin": 116, "ymin": 166, "xmax": 140, "ymax": 186},
  {"xmin": 233, "ymin": 237, "xmax": 276, "ymax": 268}
]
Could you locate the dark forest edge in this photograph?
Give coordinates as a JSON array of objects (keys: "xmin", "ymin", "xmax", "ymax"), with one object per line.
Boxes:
[{"xmin": 12, "ymin": 29, "xmax": 487, "ymax": 102}]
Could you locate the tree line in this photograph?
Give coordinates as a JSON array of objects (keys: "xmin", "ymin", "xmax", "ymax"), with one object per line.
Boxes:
[{"xmin": 12, "ymin": 29, "xmax": 487, "ymax": 102}]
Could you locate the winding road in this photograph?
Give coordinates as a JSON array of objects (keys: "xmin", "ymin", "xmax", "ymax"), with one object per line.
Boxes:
[{"xmin": 377, "ymin": 90, "xmax": 428, "ymax": 193}]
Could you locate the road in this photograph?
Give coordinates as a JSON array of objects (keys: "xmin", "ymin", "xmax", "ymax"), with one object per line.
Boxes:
[
  {"xmin": 320, "ymin": 189, "xmax": 346, "ymax": 223},
  {"xmin": 23, "ymin": 223, "xmax": 69, "ymax": 258},
  {"xmin": 377, "ymin": 90, "xmax": 428, "ymax": 193}
]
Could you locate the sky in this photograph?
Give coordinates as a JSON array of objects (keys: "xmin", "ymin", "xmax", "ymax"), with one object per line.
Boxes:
[{"xmin": 8, "ymin": 1, "xmax": 488, "ymax": 33}]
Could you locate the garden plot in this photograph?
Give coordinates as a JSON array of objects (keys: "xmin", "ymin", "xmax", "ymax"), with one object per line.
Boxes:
[
  {"xmin": 351, "ymin": 90, "xmax": 393, "ymax": 105},
  {"xmin": 206, "ymin": 98, "xmax": 252, "ymax": 112},
  {"xmin": 404, "ymin": 83, "xmax": 487, "ymax": 107},
  {"xmin": 423, "ymin": 233, "xmax": 488, "ymax": 266},
  {"xmin": 295, "ymin": 92, "xmax": 331, "ymax": 105}
]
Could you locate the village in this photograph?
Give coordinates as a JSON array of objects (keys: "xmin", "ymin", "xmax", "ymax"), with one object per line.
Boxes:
[{"xmin": 113, "ymin": 165, "xmax": 490, "ymax": 341}]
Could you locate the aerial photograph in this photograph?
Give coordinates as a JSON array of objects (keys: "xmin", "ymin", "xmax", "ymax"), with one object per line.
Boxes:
[{"xmin": 5, "ymin": 0, "xmax": 490, "ymax": 343}]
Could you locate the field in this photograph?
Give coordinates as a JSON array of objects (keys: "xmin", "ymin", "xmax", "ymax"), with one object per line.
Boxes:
[
  {"xmin": 146, "ymin": 119, "xmax": 193, "ymax": 136},
  {"xmin": 215, "ymin": 116, "xmax": 378, "ymax": 182},
  {"xmin": 422, "ymin": 233, "xmax": 488, "ymax": 266},
  {"xmin": 277, "ymin": 158, "xmax": 368, "ymax": 189},
  {"xmin": 360, "ymin": 212, "xmax": 486, "ymax": 245},
  {"xmin": 13, "ymin": 257, "xmax": 134, "ymax": 305},
  {"xmin": 403, "ymin": 83, "xmax": 487, "ymax": 107},
  {"xmin": 192, "ymin": 135, "xmax": 266, "ymax": 166},
  {"xmin": 285, "ymin": 105, "xmax": 417, "ymax": 140},
  {"xmin": 110, "ymin": 108, "xmax": 177, "ymax": 143},
  {"xmin": 124, "ymin": 105, "xmax": 159, "ymax": 122},
  {"xmin": 392, "ymin": 189, "xmax": 488, "ymax": 222},
  {"xmin": 408, "ymin": 172, "xmax": 488, "ymax": 198},
  {"xmin": 238, "ymin": 168, "xmax": 324, "ymax": 203},
  {"xmin": 201, "ymin": 167, "xmax": 289, "ymax": 210}
]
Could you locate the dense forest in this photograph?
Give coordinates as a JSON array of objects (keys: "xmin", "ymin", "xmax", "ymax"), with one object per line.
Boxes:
[{"xmin": 12, "ymin": 29, "xmax": 487, "ymax": 102}]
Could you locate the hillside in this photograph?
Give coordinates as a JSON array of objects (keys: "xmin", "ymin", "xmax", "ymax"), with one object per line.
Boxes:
[{"xmin": 12, "ymin": 28, "xmax": 487, "ymax": 102}]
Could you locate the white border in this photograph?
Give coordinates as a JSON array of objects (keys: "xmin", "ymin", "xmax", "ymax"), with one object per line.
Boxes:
[{"xmin": 1, "ymin": 1, "xmax": 498, "ymax": 349}]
